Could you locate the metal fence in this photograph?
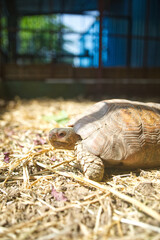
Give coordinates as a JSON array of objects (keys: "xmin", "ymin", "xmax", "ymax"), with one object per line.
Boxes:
[
  {"xmin": 0, "ymin": 0, "xmax": 160, "ymax": 67},
  {"xmin": 80, "ymin": 0, "xmax": 160, "ymax": 67}
]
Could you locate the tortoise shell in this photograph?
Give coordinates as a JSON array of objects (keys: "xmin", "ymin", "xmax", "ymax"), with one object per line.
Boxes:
[{"xmin": 69, "ymin": 99, "xmax": 160, "ymax": 169}]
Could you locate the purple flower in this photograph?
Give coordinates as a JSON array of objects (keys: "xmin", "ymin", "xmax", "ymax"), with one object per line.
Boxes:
[
  {"xmin": 3, "ymin": 152, "xmax": 10, "ymax": 163},
  {"xmin": 51, "ymin": 186, "xmax": 68, "ymax": 202},
  {"xmin": 50, "ymin": 156, "xmax": 56, "ymax": 161},
  {"xmin": 33, "ymin": 138, "xmax": 47, "ymax": 145}
]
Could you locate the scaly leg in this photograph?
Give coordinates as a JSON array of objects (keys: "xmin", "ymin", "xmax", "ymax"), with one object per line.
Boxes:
[{"xmin": 75, "ymin": 141, "xmax": 104, "ymax": 182}]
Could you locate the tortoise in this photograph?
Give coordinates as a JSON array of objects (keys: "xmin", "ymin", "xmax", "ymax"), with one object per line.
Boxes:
[{"xmin": 49, "ymin": 99, "xmax": 160, "ymax": 181}]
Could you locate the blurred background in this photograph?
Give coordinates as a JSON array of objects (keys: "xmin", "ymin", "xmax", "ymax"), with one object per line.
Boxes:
[{"xmin": 0, "ymin": 0, "xmax": 160, "ymax": 99}]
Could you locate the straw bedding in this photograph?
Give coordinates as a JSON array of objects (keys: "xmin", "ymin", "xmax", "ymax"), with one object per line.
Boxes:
[{"xmin": 0, "ymin": 97, "xmax": 160, "ymax": 240}]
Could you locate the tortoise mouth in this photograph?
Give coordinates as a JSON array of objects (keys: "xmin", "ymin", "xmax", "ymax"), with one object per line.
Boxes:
[{"xmin": 50, "ymin": 141, "xmax": 75, "ymax": 150}]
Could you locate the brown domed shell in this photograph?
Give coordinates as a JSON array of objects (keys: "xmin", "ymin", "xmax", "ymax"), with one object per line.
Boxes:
[{"xmin": 70, "ymin": 99, "xmax": 160, "ymax": 164}]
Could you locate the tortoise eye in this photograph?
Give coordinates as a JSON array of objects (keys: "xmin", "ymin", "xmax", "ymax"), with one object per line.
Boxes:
[{"xmin": 58, "ymin": 132, "xmax": 66, "ymax": 137}]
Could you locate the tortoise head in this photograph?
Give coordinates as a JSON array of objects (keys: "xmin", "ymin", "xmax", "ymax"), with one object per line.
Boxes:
[{"xmin": 49, "ymin": 127, "xmax": 81, "ymax": 150}]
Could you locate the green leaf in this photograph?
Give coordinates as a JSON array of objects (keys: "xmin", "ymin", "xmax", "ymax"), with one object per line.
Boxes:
[{"xmin": 42, "ymin": 110, "xmax": 69, "ymax": 124}]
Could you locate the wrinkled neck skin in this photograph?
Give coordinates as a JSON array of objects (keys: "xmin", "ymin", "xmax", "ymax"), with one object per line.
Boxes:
[{"xmin": 49, "ymin": 127, "xmax": 81, "ymax": 150}]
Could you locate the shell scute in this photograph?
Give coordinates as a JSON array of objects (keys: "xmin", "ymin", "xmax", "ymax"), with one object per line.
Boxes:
[
  {"xmin": 72, "ymin": 99, "xmax": 160, "ymax": 166},
  {"xmin": 73, "ymin": 101, "xmax": 110, "ymax": 139}
]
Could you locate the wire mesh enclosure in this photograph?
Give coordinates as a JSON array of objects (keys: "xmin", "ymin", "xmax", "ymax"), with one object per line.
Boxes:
[
  {"xmin": 0, "ymin": 0, "xmax": 160, "ymax": 68},
  {"xmin": 79, "ymin": 0, "xmax": 160, "ymax": 67}
]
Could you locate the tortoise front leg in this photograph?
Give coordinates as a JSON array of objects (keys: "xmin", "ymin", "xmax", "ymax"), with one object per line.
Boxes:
[{"xmin": 75, "ymin": 142, "xmax": 104, "ymax": 182}]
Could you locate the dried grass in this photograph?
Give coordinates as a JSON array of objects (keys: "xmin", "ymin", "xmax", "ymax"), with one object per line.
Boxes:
[{"xmin": 0, "ymin": 97, "xmax": 160, "ymax": 240}]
